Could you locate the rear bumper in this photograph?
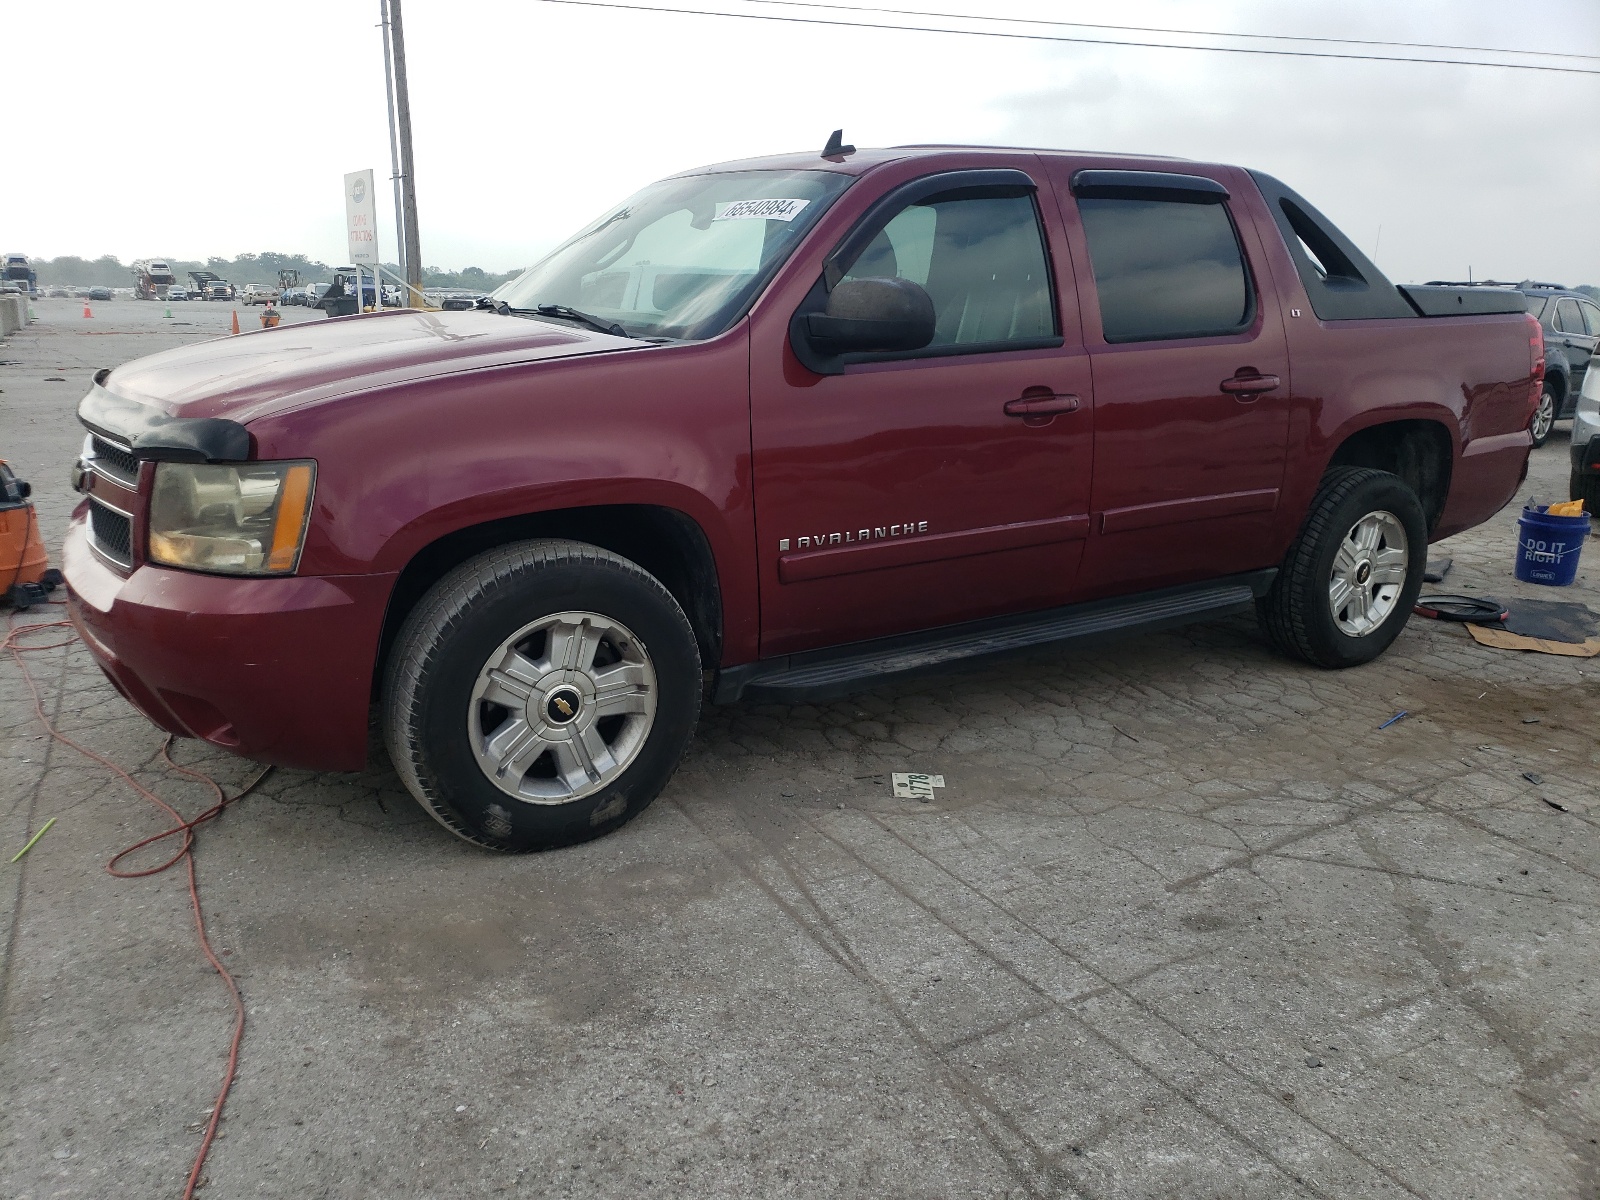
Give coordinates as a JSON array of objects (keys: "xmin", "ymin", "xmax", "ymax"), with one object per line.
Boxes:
[{"xmin": 62, "ymin": 511, "xmax": 396, "ymax": 772}]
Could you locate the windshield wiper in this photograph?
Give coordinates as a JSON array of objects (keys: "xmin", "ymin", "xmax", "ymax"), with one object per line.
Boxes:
[
  {"xmin": 528, "ymin": 304, "xmax": 634, "ymax": 338},
  {"xmin": 479, "ymin": 296, "xmax": 634, "ymax": 339}
]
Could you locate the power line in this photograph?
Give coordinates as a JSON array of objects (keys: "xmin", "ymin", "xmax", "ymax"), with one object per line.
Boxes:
[
  {"xmin": 531, "ymin": 0, "xmax": 1600, "ymax": 74},
  {"xmin": 753, "ymin": 0, "xmax": 1599, "ymax": 62}
]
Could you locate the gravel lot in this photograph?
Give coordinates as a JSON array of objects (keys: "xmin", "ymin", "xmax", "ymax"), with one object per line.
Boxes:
[{"xmin": 2, "ymin": 298, "xmax": 1597, "ymax": 1198}]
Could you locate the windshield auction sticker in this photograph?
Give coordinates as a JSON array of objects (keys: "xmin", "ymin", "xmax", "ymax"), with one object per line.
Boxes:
[{"xmin": 715, "ymin": 198, "xmax": 810, "ymax": 222}]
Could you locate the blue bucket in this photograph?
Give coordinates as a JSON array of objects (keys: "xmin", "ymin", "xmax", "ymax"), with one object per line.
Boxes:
[{"xmin": 1515, "ymin": 504, "xmax": 1591, "ymax": 586}]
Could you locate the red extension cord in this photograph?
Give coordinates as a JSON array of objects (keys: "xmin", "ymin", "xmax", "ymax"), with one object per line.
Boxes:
[{"xmin": 4, "ymin": 603, "xmax": 271, "ymax": 1198}]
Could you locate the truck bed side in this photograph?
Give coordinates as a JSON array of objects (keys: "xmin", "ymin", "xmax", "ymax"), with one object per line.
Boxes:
[{"xmin": 1235, "ymin": 171, "xmax": 1538, "ymax": 549}]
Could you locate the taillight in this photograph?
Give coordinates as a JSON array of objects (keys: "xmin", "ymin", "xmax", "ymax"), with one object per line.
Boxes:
[{"xmin": 1526, "ymin": 313, "xmax": 1545, "ymax": 417}]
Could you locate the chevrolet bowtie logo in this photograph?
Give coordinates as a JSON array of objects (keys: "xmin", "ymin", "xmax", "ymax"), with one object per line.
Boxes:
[{"xmin": 553, "ymin": 697, "xmax": 574, "ymax": 717}]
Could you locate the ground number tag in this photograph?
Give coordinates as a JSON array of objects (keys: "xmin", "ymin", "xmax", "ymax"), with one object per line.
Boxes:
[
  {"xmin": 892, "ymin": 773, "xmax": 945, "ymax": 800},
  {"xmin": 715, "ymin": 198, "xmax": 809, "ymax": 222}
]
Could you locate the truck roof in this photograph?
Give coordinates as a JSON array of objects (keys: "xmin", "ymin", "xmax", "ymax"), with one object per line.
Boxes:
[{"xmin": 670, "ymin": 143, "xmax": 1192, "ymax": 179}]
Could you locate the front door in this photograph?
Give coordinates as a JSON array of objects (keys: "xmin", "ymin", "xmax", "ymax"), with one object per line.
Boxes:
[
  {"xmin": 749, "ymin": 167, "xmax": 1095, "ymax": 656},
  {"xmin": 1047, "ymin": 163, "xmax": 1293, "ymax": 599}
]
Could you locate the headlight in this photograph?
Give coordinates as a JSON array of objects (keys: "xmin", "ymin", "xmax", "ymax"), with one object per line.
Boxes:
[{"xmin": 147, "ymin": 461, "xmax": 315, "ymax": 575}]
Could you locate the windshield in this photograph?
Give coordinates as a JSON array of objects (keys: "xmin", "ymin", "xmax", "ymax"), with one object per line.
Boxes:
[{"xmin": 493, "ymin": 169, "xmax": 852, "ymax": 340}]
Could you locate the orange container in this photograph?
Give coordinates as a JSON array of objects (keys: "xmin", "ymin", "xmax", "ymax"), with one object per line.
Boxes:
[{"xmin": 1, "ymin": 461, "xmax": 50, "ymax": 589}]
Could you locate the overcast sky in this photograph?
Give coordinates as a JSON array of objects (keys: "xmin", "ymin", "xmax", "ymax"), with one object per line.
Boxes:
[{"xmin": 7, "ymin": 0, "xmax": 1597, "ymax": 284}]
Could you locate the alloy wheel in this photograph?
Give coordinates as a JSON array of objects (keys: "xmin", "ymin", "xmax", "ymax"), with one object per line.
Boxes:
[
  {"xmin": 1532, "ymin": 391, "xmax": 1555, "ymax": 443},
  {"xmin": 1328, "ymin": 510, "xmax": 1409, "ymax": 637},
  {"xmin": 467, "ymin": 610, "xmax": 656, "ymax": 804}
]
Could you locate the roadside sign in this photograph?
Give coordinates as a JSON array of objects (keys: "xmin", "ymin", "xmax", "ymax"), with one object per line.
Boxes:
[{"xmin": 344, "ymin": 169, "xmax": 379, "ymax": 265}]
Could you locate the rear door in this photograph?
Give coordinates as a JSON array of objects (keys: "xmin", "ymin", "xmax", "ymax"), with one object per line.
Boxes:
[
  {"xmin": 1043, "ymin": 163, "xmax": 1292, "ymax": 599},
  {"xmin": 748, "ymin": 161, "xmax": 1095, "ymax": 656}
]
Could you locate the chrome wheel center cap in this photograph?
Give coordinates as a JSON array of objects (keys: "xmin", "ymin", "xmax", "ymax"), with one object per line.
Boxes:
[
  {"xmin": 543, "ymin": 685, "xmax": 583, "ymax": 726},
  {"xmin": 1355, "ymin": 560, "xmax": 1372, "ymax": 585}
]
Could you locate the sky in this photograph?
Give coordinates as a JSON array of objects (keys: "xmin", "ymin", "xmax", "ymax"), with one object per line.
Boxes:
[{"xmin": 4, "ymin": 0, "xmax": 1597, "ymax": 285}]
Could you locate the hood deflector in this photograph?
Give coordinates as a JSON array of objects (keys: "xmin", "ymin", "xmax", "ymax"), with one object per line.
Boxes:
[{"xmin": 80, "ymin": 380, "xmax": 251, "ymax": 463}]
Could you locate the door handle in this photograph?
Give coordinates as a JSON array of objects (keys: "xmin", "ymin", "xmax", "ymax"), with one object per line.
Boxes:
[
  {"xmin": 1004, "ymin": 391, "xmax": 1080, "ymax": 417},
  {"xmin": 1220, "ymin": 372, "xmax": 1281, "ymax": 396}
]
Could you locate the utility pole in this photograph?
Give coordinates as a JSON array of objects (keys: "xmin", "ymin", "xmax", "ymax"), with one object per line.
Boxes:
[
  {"xmin": 380, "ymin": 0, "xmax": 407, "ymax": 295},
  {"xmin": 389, "ymin": 0, "xmax": 424, "ymax": 306}
]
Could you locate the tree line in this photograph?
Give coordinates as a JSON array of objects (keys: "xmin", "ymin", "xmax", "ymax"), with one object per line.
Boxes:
[{"xmin": 29, "ymin": 252, "xmax": 521, "ymax": 292}]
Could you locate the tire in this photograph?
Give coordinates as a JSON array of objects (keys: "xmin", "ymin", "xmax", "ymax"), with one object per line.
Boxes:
[
  {"xmin": 1572, "ymin": 468, "xmax": 1600, "ymax": 516},
  {"xmin": 1257, "ymin": 467, "xmax": 1427, "ymax": 669},
  {"xmin": 1529, "ymin": 384, "xmax": 1556, "ymax": 448},
  {"xmin": 382, "ymin": 539, "xmax": 702, "ymax": 852}
]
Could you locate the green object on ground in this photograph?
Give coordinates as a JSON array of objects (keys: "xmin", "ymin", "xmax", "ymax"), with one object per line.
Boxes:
[{"xmin": 10, "ymin": 816, "xmax": 57, "ymax": 863}]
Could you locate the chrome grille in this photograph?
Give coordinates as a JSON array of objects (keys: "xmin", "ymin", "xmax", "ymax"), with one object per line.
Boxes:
[
  {"xmin": 88, "ymin": 498, "xmax": 133, "ymax": 567},
  {"xmin": 90, "ymin": 436, "xmax": 140, "ymax": 484}
]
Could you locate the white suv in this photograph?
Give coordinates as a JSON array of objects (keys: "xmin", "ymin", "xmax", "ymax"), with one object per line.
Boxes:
[
  {"xmin": 241, "ymin": 283, "xmax": 281, "ymax": 306},
  {"xmin": 1570, "ymin": 358, "xmax": 1600, "ymax": 511}
]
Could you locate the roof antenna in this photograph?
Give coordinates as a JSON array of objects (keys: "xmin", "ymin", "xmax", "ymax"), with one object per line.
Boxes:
[{"xmin": 821, "ymin": 129, "xmax": 855, "ymax": 160}]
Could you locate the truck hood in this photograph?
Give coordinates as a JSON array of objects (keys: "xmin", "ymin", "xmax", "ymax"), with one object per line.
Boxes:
[{"xmin": 101, "ymin": 308, "xmax": 644, "ymax": 424}]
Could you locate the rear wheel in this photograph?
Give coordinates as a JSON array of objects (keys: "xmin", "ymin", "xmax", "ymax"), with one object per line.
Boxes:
[
  {"xmin": 383, "ymin": 539, "xmax": 702, "ymax": 852},
  {"xmin": 1529, "ymin": 384, "xmax": 1557, "ymax": 447},
  {"xmin": 1257, "ymin": 467, "xmax": 1427, "ymax": 668}
]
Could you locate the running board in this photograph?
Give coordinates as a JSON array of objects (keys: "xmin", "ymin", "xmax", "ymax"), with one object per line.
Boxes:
[{"xmin": 714, "ymin": 570, "xmax": 1276, "ymax": 705}]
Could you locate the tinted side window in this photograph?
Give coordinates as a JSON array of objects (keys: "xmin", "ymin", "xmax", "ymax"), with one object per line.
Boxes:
[
  {"xmin": 1078, "ymin": 198, "xmax": 1252, "ymax": 342},
  {"xmin": 1556, "ymin": 299, "xmax": 1584, "ymax": 334},
  {"xmin": 842, "ymin": 193, "xmax": 1054, "ymax": 349},
  {"xmin": 1524, "ymin": 295, "xmax": 1548, "ymax": 319},
  {"xmin": 1582, "ymin": 301, "xmax": 1600, "ymax": 337}
]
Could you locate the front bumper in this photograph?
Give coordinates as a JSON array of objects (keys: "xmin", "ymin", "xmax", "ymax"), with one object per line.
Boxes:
[{"xmin": 63, "ymin": 510, "xmax": 396, "ymax": 772}]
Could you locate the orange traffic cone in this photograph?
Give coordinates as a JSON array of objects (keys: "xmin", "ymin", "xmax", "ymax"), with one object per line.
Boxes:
[
  {"xmin": 82, "ymin": 301, "xmax": 92, "ymax": 318},
  {"xmin": 230, "ymin": 309, "xmax": 240, "ymax": 335}
]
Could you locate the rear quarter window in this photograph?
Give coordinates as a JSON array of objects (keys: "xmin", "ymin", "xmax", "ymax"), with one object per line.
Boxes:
[{"xmin": 1077, "ymin": 198, "xmax": 1252, "ymax": 342}]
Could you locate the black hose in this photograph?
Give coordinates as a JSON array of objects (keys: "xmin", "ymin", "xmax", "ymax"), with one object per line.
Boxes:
[{"xmin": 1412, "ymin": 594, "xmax": 1508, "ymax": 624}]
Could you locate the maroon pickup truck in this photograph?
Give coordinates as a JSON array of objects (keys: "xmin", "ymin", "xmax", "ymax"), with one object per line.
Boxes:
[{"xmin": 65, "ymin": 143, "xmax": 1543, "ymax": 851}]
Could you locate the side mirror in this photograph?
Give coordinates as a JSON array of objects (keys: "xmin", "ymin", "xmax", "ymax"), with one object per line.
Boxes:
[{"xmin": 805, "ymin": 276, "xmax": 936, "ymax": 355}]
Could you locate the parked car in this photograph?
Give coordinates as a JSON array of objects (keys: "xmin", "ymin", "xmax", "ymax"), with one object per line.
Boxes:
[
  {"xmin": 440, "ymin": 291, "xmax": 486, "ymax": 311},
  {"xmin": 1523, "ymin": 285, "xmax": 1599, "ymax": 445},
  {"xmin": 66, "ymin": 143, "xmax": 1541, "ymax": 854},
  {"xmin": 1424, "ymin": 280, "xmax": 1599, "ymax": 446},
  {"xmin": 1570, "ymin": 355, "xmax": 1600, "ymax": 511},
  {"xmin": 304, "ymin": 282, "xmax": 331, "ymax": 308},
  {"xmin": 280, "ymin": 286, "xmax": 306, "ymax": 306},
  {"xmin": 87, "ymin": 287, "xmax": 113, "ymax": 301},
  {"xmin": 166, "ymin": 286, "xmax": 189, "ymax": 302},
  {"xmin": 241, "ymin": 283, "xmax": 282, "ymax": 306},
  {"xmin": 324, "ymin": 267, "xmax": 377, "ymax": 313}
]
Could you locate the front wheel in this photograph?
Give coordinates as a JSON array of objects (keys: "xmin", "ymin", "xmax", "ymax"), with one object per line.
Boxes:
[
  {"xmin": 1530, "ymin": 385, "xmax": 1556, "ymax": 448},
  {"xmin": 383, "ymin": 540, "xmax": 702, "ymax": 852},
  {"xmin": 1257, "ymin": 467, "xmax": 1427, "ymax": 668}
]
